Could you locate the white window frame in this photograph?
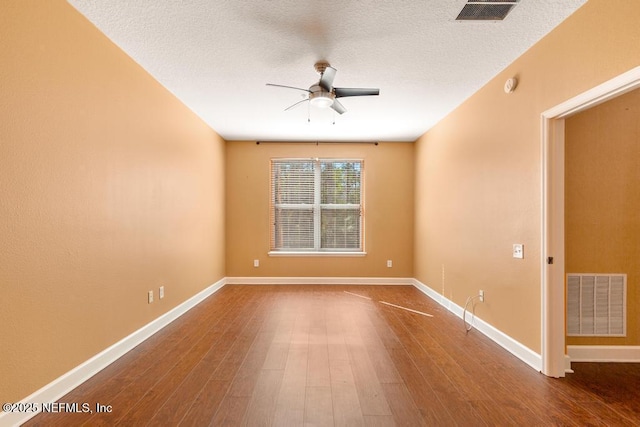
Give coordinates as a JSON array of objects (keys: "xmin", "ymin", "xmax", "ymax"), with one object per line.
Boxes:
[{"xmin": 269, "ymin": 158, "xmax": 365, "ymax": 256}]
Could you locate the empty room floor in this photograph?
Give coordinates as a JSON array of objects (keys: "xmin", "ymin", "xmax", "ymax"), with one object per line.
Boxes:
[{"xmin": 25, "ymin": 285, "xmax": 640, "ymax": 426}]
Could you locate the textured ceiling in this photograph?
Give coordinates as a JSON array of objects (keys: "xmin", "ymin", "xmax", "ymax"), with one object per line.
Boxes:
[{"xmin": 67, "ymin": 0, "xmax": 587, "ymax": 142}]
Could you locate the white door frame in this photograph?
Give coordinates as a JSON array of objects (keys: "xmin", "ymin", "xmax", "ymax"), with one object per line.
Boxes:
[{"xmin": 540, "ymin": 66, "xmax": 640, "ymax": 377}]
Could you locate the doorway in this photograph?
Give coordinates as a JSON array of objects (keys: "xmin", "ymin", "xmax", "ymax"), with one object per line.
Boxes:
[{"xmin": 541, "ymin": 66, "xmax": 640, "ymax": 377}]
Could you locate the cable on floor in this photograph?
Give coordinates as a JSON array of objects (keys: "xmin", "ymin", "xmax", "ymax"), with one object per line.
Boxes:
[{"xmin": 463, "ymin": 294, "xmax": 482, "ymax": 333}]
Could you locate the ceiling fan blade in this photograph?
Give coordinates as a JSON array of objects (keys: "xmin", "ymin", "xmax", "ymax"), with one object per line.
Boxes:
[
  {"xmin": 266, "ymin": 83, "xmax": 311, "ymax": 93},
  {"xmin": 319, "ymin": 66, "xmax": 337, "ymax": 91},
  {"xmin": 284, "ymin": 98, "xmax": 309, "ymax": 111},
  {"xmin": 334, "ymin": 87, "xmax": 380, "ymax": 98},
  {"xmin": 331, "ymin": 99, "xmax": 347, "ymax": 115}
]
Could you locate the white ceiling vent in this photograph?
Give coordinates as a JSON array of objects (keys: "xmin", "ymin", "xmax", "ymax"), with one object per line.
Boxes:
[
  {"xmin": 456, "ymin": 1, "xmax": 519, "ymax": 21},
  {"xmin": 567, "ymin": 274, "xmax": 626, "ymax": 337}
]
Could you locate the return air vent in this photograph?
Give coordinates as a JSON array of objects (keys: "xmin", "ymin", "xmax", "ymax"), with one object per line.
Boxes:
[
  {"xmin": 456, "ymin": 1, "xmax": 519, "ymax": 21},
  {"xmin": 567, "ymin": 274, "xmax": 626, "ymax": 337}
]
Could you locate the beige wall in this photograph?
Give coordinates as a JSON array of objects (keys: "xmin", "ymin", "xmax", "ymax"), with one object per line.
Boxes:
[
  {"xmin": 226, "ymin": 142, "xmax": 414, "ymax": 278},
  {"xmin": 0, "ymin": 1, "xmax": 226, "ymax": 403},
  {"xmin": 565, "ymin": 88, "xmax": 640, "ymax": 346},
  {"xmin": 414, "ymin": 0, "xmax": 640, "ymax": 353}
]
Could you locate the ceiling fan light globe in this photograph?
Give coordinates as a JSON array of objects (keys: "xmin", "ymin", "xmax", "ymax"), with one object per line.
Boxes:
[{"xmin": 310, "ymin": 96, "xmax": 334, "ymax": 109}]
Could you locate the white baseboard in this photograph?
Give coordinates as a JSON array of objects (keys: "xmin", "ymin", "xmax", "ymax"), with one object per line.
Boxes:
[
  {"xmin": 567, "ymin": 345, "xmax": 640, "ymax": 363},
  {"xmin": 224, "ymin": 276, "xmax": 414, "ymax": 285},
  {"xmin": 0, "ymin": 278, "xmax": 226, "ymax": 427},
  {"xmin": 411, "ymin": 279, "xmax": 543, "ymax": 372},
  {"xmin": 564, "ymin": 354, "xmax": 574, "ymax": 374}
]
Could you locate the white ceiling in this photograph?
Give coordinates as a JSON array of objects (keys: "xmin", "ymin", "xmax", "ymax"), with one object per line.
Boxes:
[{"xmin": 67, "ymin": 0, "xmax": 587, "ymax": 142}]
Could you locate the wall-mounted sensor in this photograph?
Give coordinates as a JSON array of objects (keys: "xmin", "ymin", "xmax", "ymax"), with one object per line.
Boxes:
[{"xmin": 504, "ymin": 77, "xmax": 518, "ymax": 93}]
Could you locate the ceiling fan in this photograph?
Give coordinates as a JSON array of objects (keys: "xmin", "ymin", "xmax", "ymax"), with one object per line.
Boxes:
[{"xmin": 266, "ymin": 61, "xmax": 380, "ymax": 115}]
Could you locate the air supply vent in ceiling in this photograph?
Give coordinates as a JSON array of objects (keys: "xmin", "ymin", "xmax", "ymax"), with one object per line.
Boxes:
[{"xmin": 456, "ymin": 1, "xmax": 519, "ymax": 21}]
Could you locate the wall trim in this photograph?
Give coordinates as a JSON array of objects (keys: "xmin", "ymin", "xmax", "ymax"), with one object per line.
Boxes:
[
  {"xmin": 567, "ymin": 345, "xmax": 640, "ymax": 363},
  {"xmin": 412, "ymin": 279, "xmax": 543, "ymax": 372},
  {"xmin": 0, "ymin": 278, "xmax": 226, "ymax": 427},
  {"xmin": 224, "ymin": 276, "xmax": 414, "ymax": 285},
  {"xmin": 543, "ymin": 66, "xmax": 640, "ymax": 119}
]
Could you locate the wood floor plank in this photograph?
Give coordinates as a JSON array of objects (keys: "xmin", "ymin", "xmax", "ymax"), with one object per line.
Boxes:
[
  {"xmin": 326, "ymin": 304, "xmax": 349, "ymax": 362},
  {"xmin": 362, "ymin": 414, "xmax": 396, "ymax": 427},
  {"xmin": 242, "ymin": 368, "xmax": 285, "ymax": 426},
  {"xmin": 329, "ymin": 358, "xmax": 365, "ymax": 427},
  {"xmin": 306, "ymin": 316, "xmax": 330, "ymax": 388},
  {"xmin": 208, "ymin": 396, "xmax": 251, "ymax": 427},
  {"xmin": 229, "ymin": 331, "xmax": 272, "ymax": 397},
  {"xmin": 262, "ymin": 305, "xmax": 294, "ymax": 371},
  {"xmin": 272, "ymin": 306, "xmax": 310, "ymax": 426},
  {"xmin": 387, "ymin": 346, "xmax": 455, "ymax": 425},
  {"xmin": 381, "ymin": 382, "xmax": 426, "ymax": 426},
  {"xmin": 176, "ymin": 380, "xmax": 230, "ymax": 427},
  {"xmin": 219, "ymin": 298, "xmax": 279, "ymax": 395},
  {"xmin": 358, "ymin": 321, "xmax": 402, "ymax": 384},
  {"xmin": 303, "ymin": 386, "xmax": 334, "ymax": 426},
  {"xmin": 272, "ymin": 343, "xmax": 308, "ymax": 426},
  {"xmin": 342, "ymin": 310, "xmax": 392, "ymax": 417}
]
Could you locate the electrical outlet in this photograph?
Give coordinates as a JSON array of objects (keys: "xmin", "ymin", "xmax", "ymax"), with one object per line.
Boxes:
[
  {"xmin": 479, "ymin": 290, "xmax": 484, "ymax": 302},
  {"xmin": 513, "ymin": 244, "xmax": 524, "ymax": 259},
  {"xmin": 253, "ymin": 259, "xmax": 259, "ymax": 267},
  {"xmin": 387, "ymin": 260, "xmax": 393, "ymax": 268},
  {"xmin": 159, "ymin": 286, "xmax": 164, "ymax": 299},
  {"xmin": 148, "ymin": 290, "xmax": 154, "ymax": 304}
]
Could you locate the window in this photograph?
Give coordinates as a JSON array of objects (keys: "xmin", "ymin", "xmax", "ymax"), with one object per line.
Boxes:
[{"xmin": 270, "ymin": 159, "xmax": 363, "ymax": 253}]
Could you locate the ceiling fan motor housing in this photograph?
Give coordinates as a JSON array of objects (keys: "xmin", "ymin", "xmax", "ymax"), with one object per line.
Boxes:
[{"xmin": 308, "ymin": 84, "xmax": 334, "ymax": 107}]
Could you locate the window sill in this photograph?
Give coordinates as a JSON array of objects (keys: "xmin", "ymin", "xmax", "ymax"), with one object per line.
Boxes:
[{"xmin": 268, "ymin": 251, "xmax": 367, "ymax": 257}]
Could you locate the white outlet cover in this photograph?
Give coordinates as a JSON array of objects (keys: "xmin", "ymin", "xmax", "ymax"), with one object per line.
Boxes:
[{"xmin": 513, "ymin": 244, "xmax": 524, "ymax": 259}]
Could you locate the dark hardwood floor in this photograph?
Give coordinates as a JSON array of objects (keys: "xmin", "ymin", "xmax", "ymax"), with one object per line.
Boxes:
[{"xmin": 25, "ymin": 285, "xmax": 640, "ymax": 426}]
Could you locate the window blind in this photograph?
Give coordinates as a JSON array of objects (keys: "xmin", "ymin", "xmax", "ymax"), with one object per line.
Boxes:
[{"xmin": 271, "ymin": 159, "xmax": 362, "ymax": 252}]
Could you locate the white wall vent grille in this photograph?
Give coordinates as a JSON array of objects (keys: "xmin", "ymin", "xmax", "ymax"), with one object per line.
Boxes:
[{"xmin": 567, "ymin": 274, "xmax": 626, "ymax": 337}]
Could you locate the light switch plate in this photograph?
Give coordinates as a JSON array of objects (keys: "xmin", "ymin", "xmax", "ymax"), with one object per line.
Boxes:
[{"xmin": 513, "ymin": 244, "xmax": 524, "ymax": 259}]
